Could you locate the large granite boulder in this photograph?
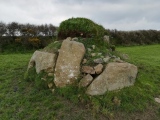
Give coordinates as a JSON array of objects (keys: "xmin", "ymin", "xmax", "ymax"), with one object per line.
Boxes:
[
  {"xmin": 28, "ymin": 50, "xmax": 57, "ymax": 73},
  {"xmin": 86, "ymin": 62, "xmax": 138, "ymax": 95},
  {"xmin": 54, "ymin": 38, "xmax": 85, "ymax": 87}
]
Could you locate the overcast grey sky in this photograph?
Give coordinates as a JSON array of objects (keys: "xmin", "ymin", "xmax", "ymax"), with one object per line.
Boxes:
[{"xmin": 0, "ymin": 0, "xmax": 160, "ymax": 30}]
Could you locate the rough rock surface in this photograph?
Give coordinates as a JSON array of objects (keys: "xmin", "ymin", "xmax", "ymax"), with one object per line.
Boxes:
[
  {"xmin": 103, "ymin": 56, "xmax": 111, "ymax": 63},
  {"xmin": 121, "ymin": 54, "xmax": 129, "ymax": 60},
  {"xmin": 92, "ymin": 45, "xmax": 95, "ymax": 49},
  {"xmin": 72, "ymin": 37, "xmax": 78, "ymax": 41},
  {"xmin": 79, "ymin": 74, "xmax": 93, "ymax": 87},
  {"xmin": 54, "ymin": 38, "xmax": 85, "ymax": 87},
  {"xmin": 91, "ymin": 53, "xmax": 96, "ymax": 57},
  {"xmin": 155, "ymin": 98, "xmax": 160, "ymax": 103},
  {"xmin": 86, "ymin": 62, "xmax": 138, "ymax": 95},
  {"xmin": 48, "ymin": 73, "xmax": 54, "ymax": 77},
  {"xmin": 28, "ymin": 50, "xmax": 57, "ymax": 73},
  {"xmin": 82, "ymin": 59, "xmax": 87, "ymax": 64},
  {"xmin": 48, "ymin": 83, "xmax": 53, "ymax": 89},
  {"xmin": 82, "ymin": 66, "xmax": 95, "ymax": 74},
  {"xmin": 93, "ymin": 58, "xmax": 104, "ymax": 64},
  {"xmin": 113, "ymin": 57, "xmax": 124, "ymax": 63},
  {"xmin": 87, "ymin": 48, "xmax": 92, "ymax": 52},
  {"xmin": 94, "ymin": 64, "xmax": 103, "ymax": 74}
]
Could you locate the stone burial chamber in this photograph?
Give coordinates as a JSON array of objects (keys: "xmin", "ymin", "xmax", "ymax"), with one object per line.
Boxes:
[{"xmin": 27, "ymin": 37, "xmax": 138, "ymax": 96}]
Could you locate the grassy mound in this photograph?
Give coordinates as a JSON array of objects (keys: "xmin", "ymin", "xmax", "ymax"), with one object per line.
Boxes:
[{"xmin": 57, "ymin": 17, "xmax": 105, "ymax": 39}]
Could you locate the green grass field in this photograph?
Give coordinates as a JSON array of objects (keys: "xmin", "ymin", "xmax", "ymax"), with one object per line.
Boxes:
[{"xmin": 0, "ymin": 45, "xmax": 160, "ymax": 120}]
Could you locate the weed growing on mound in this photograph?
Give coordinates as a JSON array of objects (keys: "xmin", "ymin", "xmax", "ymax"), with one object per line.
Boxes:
[
  {"xmin": 24, "ymin": 67, "xmax": 37, "ymax": 82},
  {"xmin": 43, "ymin": 40, "xmax": 62, "ymax": 53},
  {"xmin": 74, "ymin": 37, "xmax": 111, "ymax": 65},
  {"xmin": 24, "ymin": 68, "xmax": 55, "ymax": 90}
]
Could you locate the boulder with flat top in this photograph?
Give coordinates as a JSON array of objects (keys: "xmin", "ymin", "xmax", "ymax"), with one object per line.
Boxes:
[
  {"xmin": 28, "ymin": 50, "xmax": 57, "ymax": 73},
  {"xmin": 86, "ymin": 62, "xmax": 138, "ymax": 95}
]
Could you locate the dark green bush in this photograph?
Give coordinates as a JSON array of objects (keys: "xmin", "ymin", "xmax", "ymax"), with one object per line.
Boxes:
[
  {"xmin": 24, "ymin": 68, "xmax": 54, "ymax": 90},
  {"xmin": 110, "ymin": 45, "xmax": 116, "ymax": 51},
  {"xmin": 24, "ymin": 67, "xmax": 37, "ymax": 82},
  {"xmin": 43, "ymin": 41, "xmax": 62, "ymax": 53},
  {"xmin": 0, "ymin": 36, "xmax": 55, "ymax": 53},
  {"xmin": 57, "ymin": 17, "xmax": 105, "ymax": 39},
  {"xmin": 107, "ymin": 29, "xmax": 160, "ymax": 46}
]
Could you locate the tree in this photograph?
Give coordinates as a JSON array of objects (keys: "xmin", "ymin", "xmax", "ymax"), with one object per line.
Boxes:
[
  {"xmin": 49, "ymin": 24, "xmax": 57, "ymax": 36},
  {"xmin": 7, "ymin": 22, "xmax": 20, "ymax": 36},
  {"xmin": 0, "ymin": 22, "xmax": 6, "ymax": 36}
]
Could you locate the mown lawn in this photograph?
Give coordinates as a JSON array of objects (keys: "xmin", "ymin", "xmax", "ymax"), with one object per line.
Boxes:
[{"xmin": 0, "ymin": 45, "xmax": 160, "ymax": 120}]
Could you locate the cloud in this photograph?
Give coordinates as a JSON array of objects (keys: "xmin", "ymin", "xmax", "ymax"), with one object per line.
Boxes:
[{"xmin": 0, "ymin": 0, "xmax": 160, "ymax": 30}]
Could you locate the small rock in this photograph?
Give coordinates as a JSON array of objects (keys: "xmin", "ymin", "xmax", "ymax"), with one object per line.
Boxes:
[
  {"xmin": 155, "ymin": 98, "xmax": 160, "ymax": 103},
  {"xmin": 79, "ymin": 74, "xmax": 93, "ymax": 87},
  {"xmin": 114, "ymin": 58, "xmax": 124, "ymax": 63},
  {"xmin": 41, "ymin": 78, "xmax": 46, "ymax": 81},
  {"xmin": 112, "ymin": 96, "xmax": 121, "ymax": 106},
  {"xmin": 94, "ymin": 64, "xmax": 103, "ymax": 74},
  {"xmin": 93, "ymin": 58, "xmax": 104, "ymax": 64},
  {"xmin": 91, "ymin": 53, "xmax": 96, "ymax": 57},
  {"xmin": 48, "ymin": 83, "xmax": 53, "ymax": 88},
  {"xmin": 103, "ymin": 56, "xmax": 111, "ymax": 63},
  {"xmin": 97, "ymin": 53, "xmax": 102, "ymax": 56},
  {"xmin": 72, "ymin": 37, "xmax": 78, "ymax": 41},
  {"xmin": 51, "ymin": 89, "xmax": 55, "ymax": 93},
  {"xmin": 92, "ymin": 45, "xmax": 96, "ymax": 49},
  {"xmin": 54, "ymin": 41, "xmax": 59, "ymax": 43},
  {"xmin": 82, "ymin": 59, "xmax": 87, "ymax": 64},
  {"xmin": 45, "ymin": 68, "xmax": 54, "ymax": 73},
  {"xmin": 112, "ymin": 55, "xmax": 117, "ymax": 58},
  {"xmin": 87, "ymin": 48, "xmax": 92, "ymax": 52},
  {"xmin": 82, "ymin": 66, "xmax": 95, "ymax": 74},
  {"xmin": 66, "ymin": 37, "xmax": 72, "ymax": 41},
  {"xmin": 48, "ymin": 73, "xmax": 54, "ymax": 77},
  {"xmin": 121, "ymin": 54, "xmax": 129, "ymax": 60},
  {"xmin": 117, "ymin": 57, "xmax": 121, "ymax": 60}
]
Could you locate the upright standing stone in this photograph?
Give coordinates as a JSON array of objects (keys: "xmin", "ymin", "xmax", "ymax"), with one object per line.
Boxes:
[
  {"xmin": 103, "ymin": 35, "xmax": 110, "ymax": 44},
  {"xmin": 54, "ymin": 38, "xmax": 85, "ymax": 87}
]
